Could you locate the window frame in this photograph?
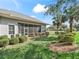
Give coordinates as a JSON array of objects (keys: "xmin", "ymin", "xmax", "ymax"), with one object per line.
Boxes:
[{"xmin": 9, "ymin": 25, "xmax": 15, "ymax": 35}]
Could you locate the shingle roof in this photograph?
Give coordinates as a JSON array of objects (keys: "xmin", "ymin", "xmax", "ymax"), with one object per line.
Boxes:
[{"xmin": 0, "ymin": 9, "xmax": 48, "ymax": 25}]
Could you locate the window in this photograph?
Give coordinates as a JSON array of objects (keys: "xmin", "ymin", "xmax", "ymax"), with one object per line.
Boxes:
[
  {"xmin": 29, "ymin": 25, "xmax": 33, "ymax": 34},
  {"xmin": 24, "ymin": 28, "xmax": 28, "ymax": 35},
  {"xmin": 18, "ymin": 23, "xmax": 28, "ymax": 35},
  {"xmin": 41, "ymin": 26, "xmax": 46, "ymax": 32},
  {"xmin": 9, "ymin": 25, "xmax": 15, "ymax": 35},
  {"xmin": 18, "ymin": 23, "xmax": 24, "ymax": 35},
  {"xmin": 24, "ymin": 24, "xmax": 28, "ymax": 35},
  {"xmin": 38, "ymin": 26, "xmax": 41, "ymax": 32}
]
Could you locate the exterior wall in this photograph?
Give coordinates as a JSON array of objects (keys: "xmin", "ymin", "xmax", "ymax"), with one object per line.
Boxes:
[
  {"xmin": 0, "ymin": 17, "xmax": 18, "ymax": 37},
  {"xmin": 0, "ymin": 17, "xmax": 47, "ymax": 37}
]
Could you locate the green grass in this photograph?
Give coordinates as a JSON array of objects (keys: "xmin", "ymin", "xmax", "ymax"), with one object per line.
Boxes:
[
  {"xmin": 49, "ymin": 31, "xmax": 79, "ymax": 43},
  {"xmin": 34, "ymin": 36, "xmax": 58, "ymax": 41},
  {"xmin": 74, "ymin": 32, "xmax": 79, "ymax": 43},
  {"xmin": 52, "ymin": 52, "xmax": 79, "ymax": 59}
]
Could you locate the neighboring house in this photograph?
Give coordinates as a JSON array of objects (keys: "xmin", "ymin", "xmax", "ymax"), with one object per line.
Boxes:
[{"xmin": 0, "ymin": 9, "xmax": 47, "ymax": 37}]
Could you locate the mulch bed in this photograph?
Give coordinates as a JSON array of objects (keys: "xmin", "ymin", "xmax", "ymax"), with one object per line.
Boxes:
[{"xmin": 49, "ymin": 42, "xmax": 79, "ymax": 52}]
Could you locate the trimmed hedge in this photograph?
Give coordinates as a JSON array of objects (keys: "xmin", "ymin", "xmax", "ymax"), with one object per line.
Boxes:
[
  {"xmin": 58, "ymin": 32, "xmax": 75, "ymax": 44},
  {"xmin": 33, "ymin": 36, "xmax": 57, "ymax": 41},
  {"xmin": 19, "ymin": 36, "xmax": 27, "ymax": 43},
  {"xmin": 0, "ymin": 35, "xmax": 9, "ymax": 47},
  {"xmin": 0, "ymin": 35, "xmax": 28, "ymax": 47},
  {"xmin": 0, "ymin": 35, "xmax": 8, "ymax": 39},
  {"xmin": 0, "ymin": 39, "xmax": 9, "ymax": 47},
  {"xmin": 9, "ymin": 37, "xmax": 19, "ymax": 45}
]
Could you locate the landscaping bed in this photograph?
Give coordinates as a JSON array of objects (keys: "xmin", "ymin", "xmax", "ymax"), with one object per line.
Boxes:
[{"xmin": 49, "ymin": 43, "xmax": 78, "ymax": 52}]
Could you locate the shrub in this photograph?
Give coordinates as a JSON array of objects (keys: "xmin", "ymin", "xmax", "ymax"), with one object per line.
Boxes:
[
  {"xmin": 0, "ymin": 35, "xmax": 8, "ymax": 39},
  {"xmin": 16, "ymin": 34, "xmax": 20, "ymax": 37},
  {"xmin": 19, "ymin": 36, "xmax": 27, "ymax": 43},
  {"xmin": 58, "ymin": 33, "xmax": 75, "ymax": 44},
  {"xmin": 33, "ymin": 36, "xmax": 58, "ymax": 41},
  {"xmin": 33, "ymin": 36, "xmax": 47, "ymax": 41},
  {"xmin": 55, "ymin": 31, "xmax": 59, "ymax": 34},
  {"xmin": 46, "ymin": 32, "xmax": 49, "ymax": 36},
  {"xmin": 0, "ymin": 39, "xmax": 9, "ymax": 47},
  {"xmin": 9, "ymin": 37, "xmax": 19, "ymax": 45},
  {"xmin": 47, "ymin": 36, "xmax": 58, "ymax": 41},
  {"xmin": 65, "ymin": 28, "xmax": 70, "ymax": 33},
  {"xmin": 65, "ymin": 33, "xmax": 75, "ymax": 42},
  {"xmin": 0, "ymin": 35, "xmax": 9, "ymax": 47}
]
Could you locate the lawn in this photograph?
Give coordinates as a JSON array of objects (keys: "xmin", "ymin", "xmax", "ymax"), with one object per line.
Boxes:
[
  {"xmin": 49, "ymin": 31, "xmax": 79, "ymax": 43},
  {"xmin": 74, "ymin": 32, "xmax": 79, "ymax": 43}
]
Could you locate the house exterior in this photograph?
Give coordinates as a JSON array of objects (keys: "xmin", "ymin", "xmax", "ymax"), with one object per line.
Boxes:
[{"xmin": 0, "ymin": 9, "xmax": 47, "ymax": 37}]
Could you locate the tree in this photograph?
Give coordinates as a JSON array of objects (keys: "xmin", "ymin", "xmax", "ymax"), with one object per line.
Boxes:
[
  {"xmin": 64, "ymin": 4, "xmax": 79, "ymax": 32},
  {"xmin": 53, "ymin": 18, "xmax": 62, "ymax": 31},
  {"xmin": 75, "ymin": 24, "xmax": 79, "ymax": 31},
  {"xmin": 45, "ymin": 0, "xmax": 78, "ymax": 32}
]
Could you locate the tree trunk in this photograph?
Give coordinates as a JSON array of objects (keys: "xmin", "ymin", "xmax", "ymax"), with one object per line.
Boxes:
[
  {"xmin": 70, "ymin": 22, "xmax": 73, "ymax": 32},
  {"xmin": 69, "ymin": 16, "xmax": 73, "ymax": 32},
  {"xmin": 57, "ymin": 23, "xmax": 59, "ymax": 33}
]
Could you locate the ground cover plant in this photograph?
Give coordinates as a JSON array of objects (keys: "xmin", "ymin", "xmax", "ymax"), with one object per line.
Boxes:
[
  {"xmin": 74, "ymin": 32, "xmax": 79, "ymax": 43},
  {"xmin": 0, "ymin": 40, "xmax": 79, "ymax": 59},
  {"xmin": 0, "ymin": 41, "xmax": 53, "ymax": 59},
  {"xmin": 33, "ymin": 36, "xmax": 58, "ymax": 41}
]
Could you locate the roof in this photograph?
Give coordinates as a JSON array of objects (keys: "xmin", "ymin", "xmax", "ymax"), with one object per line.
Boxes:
[{"xmin": 0, "ymin": 9, "xmax": 48, "ymax": 25}]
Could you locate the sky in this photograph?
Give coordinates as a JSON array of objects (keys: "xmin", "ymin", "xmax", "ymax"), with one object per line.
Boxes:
[{"xmin": 0, "ymin": 0, "xmax": 56, "ymax": 24}]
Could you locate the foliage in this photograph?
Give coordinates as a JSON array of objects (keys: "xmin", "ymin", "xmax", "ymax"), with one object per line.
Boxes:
[
  {"xmin": 0, "ymin": 35, "xmax": 9, "ymax": 47},
  {"xmin": 19, "ymin": 35, "xmax": 27, "ymax": 43},
  {"xmin": 55, "ymin": 31, "xmax": 60, "ymax": 34},
  {"xmin": 16, "ymin": 34, "xmax": 20, "ymax": 37},
  {"xmin": 0, "ymin": 46, "xmax": 27, "ymax": 59},
  {"xmin": 52, "ymin": 52, "xmax": 79, "ymax": 59},
  {"xmin": 9, "ymin": 37, "xmax": 19, "ymax": 45},
  {"xmin": 33, "ymin": 36, "xmax": 57, "ymax": 41},
  {"xmin": 53, "ymin": 19, "xmax": 62, "ymax": 31},
  {"xmin": 58, "ymin": 32, "xmax": 75, "ymax": 43},
  {"xmin": 74, "ymin": 32, "xmax": 79, "ymax": 43},
  {"xmin": 0, "ymin": 39, "xmax": 9, "ymax": 47},
  {"xmin": 0, "ymin": 35, "xmax": 8, "ymax": 39},
  {"xmin": 45, "ymin": 0, "xmax": 77, "ymax": 16},
  {"xmin": 45, "ymin": 0, "xmax": 79, "ymax": 32},
  {"xmin": 24, "ymin": 44, "xmax": 53, "ymax": 59},
  {"xmin": 0, "ymin": 42, "xmax": 53, "ymax": 59},
  {"xmin": 46, "ymin": 32, "xmax": 49, "ymax": 36}
]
